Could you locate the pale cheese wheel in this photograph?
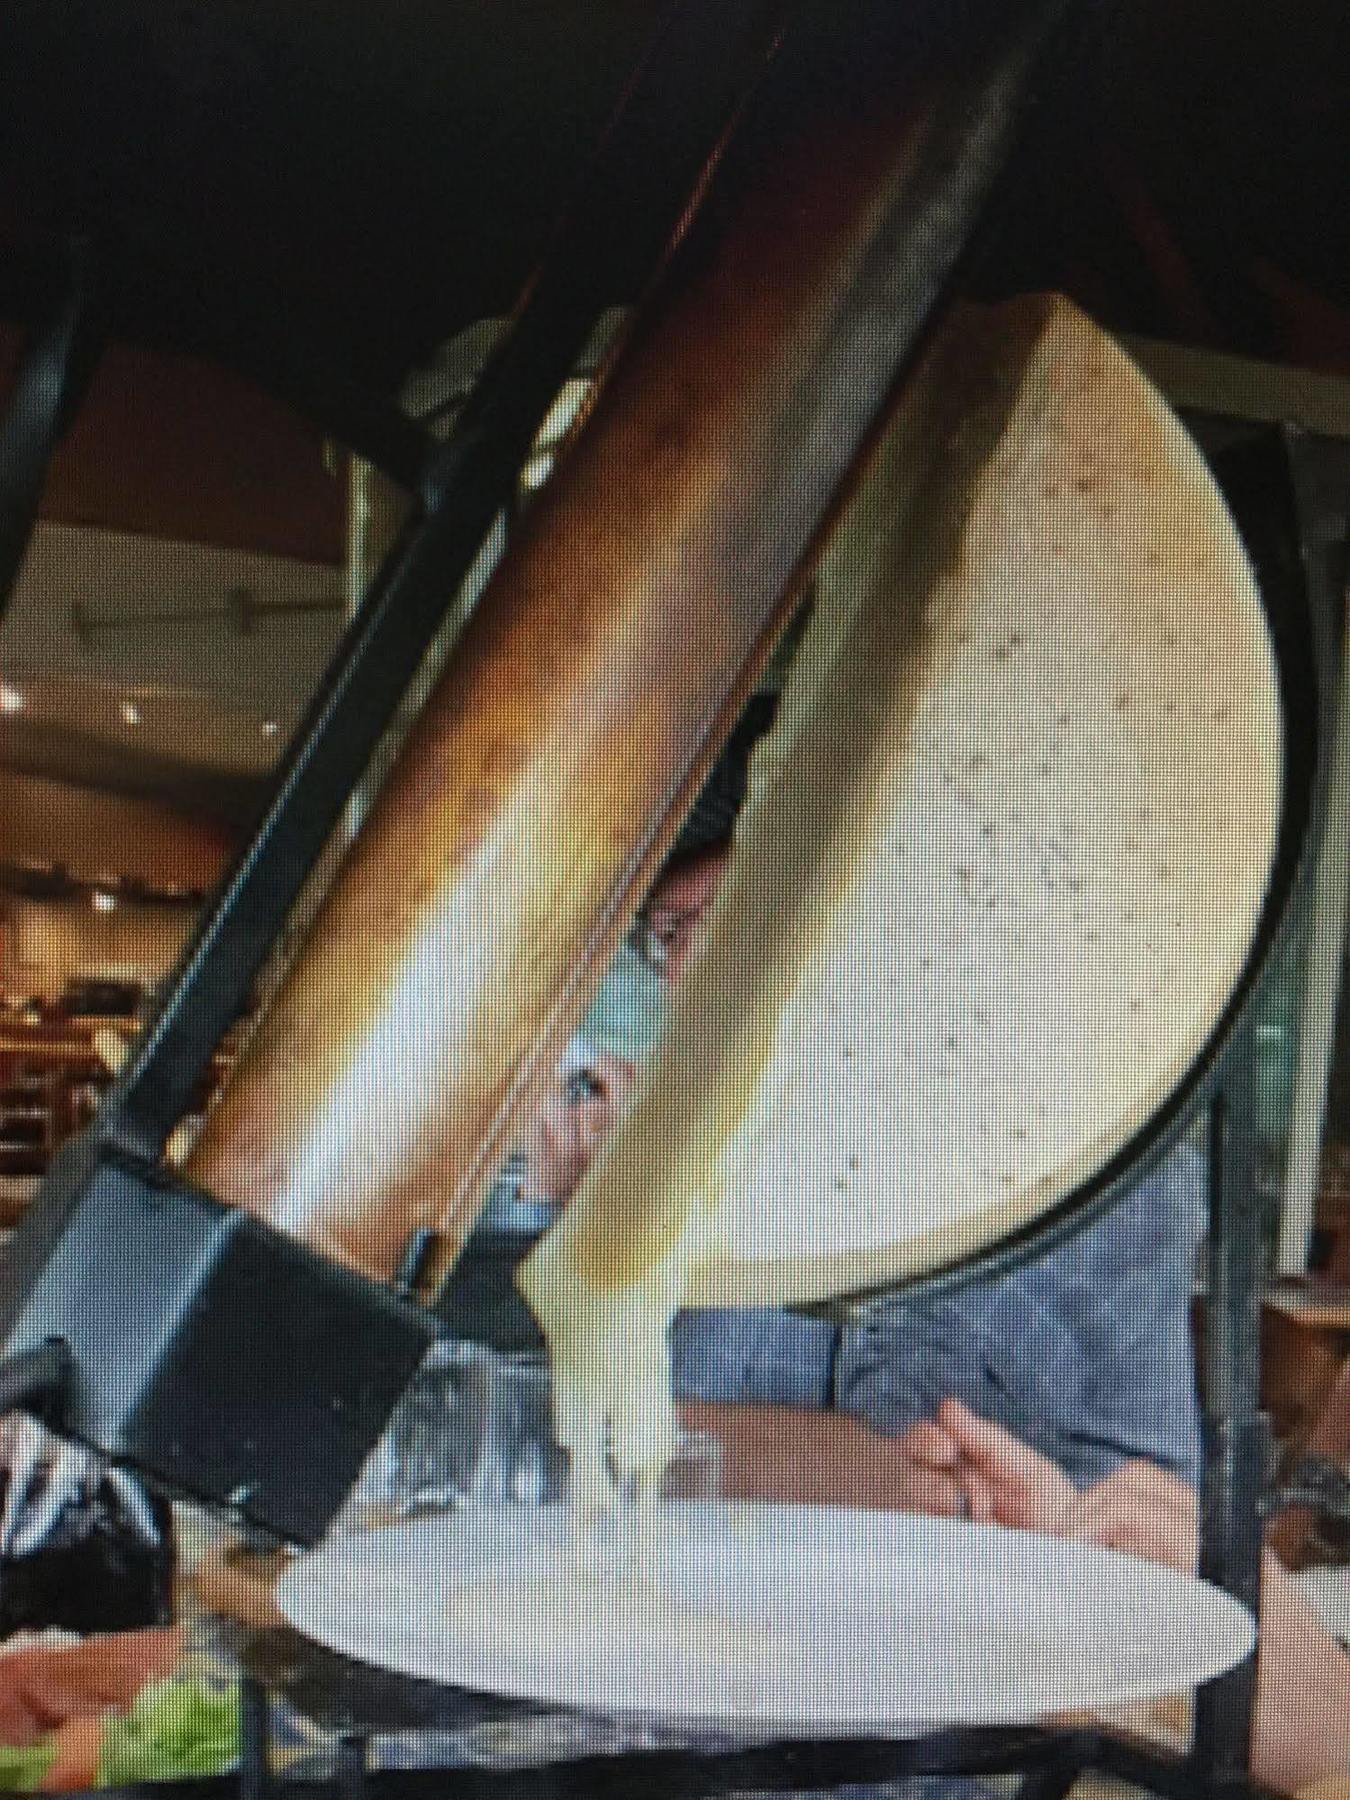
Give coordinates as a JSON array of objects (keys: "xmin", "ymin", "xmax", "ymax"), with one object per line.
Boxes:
[
  {"xmin": 519, "ymin": 294, "xmax": 1282, "ymax": 1478},
  {"xmin": 688, "ymin": 294, "xmax": 1283, "ymax": 1302}
]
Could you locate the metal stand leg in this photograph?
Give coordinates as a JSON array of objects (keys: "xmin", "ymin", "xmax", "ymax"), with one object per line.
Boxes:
[
  {"xmin": 337, "ymin": 1733, "xmax": 370, "ymax": 1800},
  {"xmin": 238, "ymin": 1676, "xmax": 274, "ymax": 1800},
  {"xmin": 1016, "ymin": 1749, "xmax": 1086, "ymax": 1800},
  {"xmin": 1191, "ymin": 1041, "xmax": 1270, "ymax": 1793}
]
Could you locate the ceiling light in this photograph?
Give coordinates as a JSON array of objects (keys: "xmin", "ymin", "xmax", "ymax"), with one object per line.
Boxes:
[
  {"xmin": 91, "ymin": 889, "xmax": 117, "ymax": 913},
  {"xmin": 261, "ymin": 718, "xmax": 280, "ymax": 739},
  {"xmin": 0, "ymin": 682, "xmax": 25, "ymax": 714},
  {"xmin": 120, "ymin": 699, "xmax": 142, "ymax": 727}
]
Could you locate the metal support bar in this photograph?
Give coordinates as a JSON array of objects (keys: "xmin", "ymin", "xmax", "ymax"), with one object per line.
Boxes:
[
  {"xmin": 1192, "ymin": 1052, "xmax": 1268, "ymax": 1791},
  {"xmin": 92, "ymin": 0, "xmax": 797, "ymax": 1165},
  {"xmin": 72, "ymin": 1720, "xmax": 1280, "ymax": 1800},
  {"xmin": 1275, "ymin": 426, "xmax": 1350, "ymax": 1273},
  {"xmin": 1185, "ymin": 425, "xmax": 1345, "ymax": 1786},
  {"xmin": 237, "ymin": 1679, "xmax": 273, "ymax": 1800},
  {"xmin": 336, "ymin": 1735, "xmax": 369, "ymax": 1800},
  {"xmin": 1015, "ymin": 1746, "xmax": 1089, "ymax": 1800},
  {"xmin": 1097, "ymin": 1733, "xmax": 1277, "ymax": 1800},
  {"xmin": 60, "ymin": 1726, "xmax": 1282, "ymax": 1800},
  {"xmin": 0, "ymin": 238, "xmax": 106, "ymax": 619}
]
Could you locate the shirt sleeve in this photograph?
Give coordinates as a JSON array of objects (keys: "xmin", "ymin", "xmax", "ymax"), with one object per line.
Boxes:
[
  {"xmin": 671, "ymin": 1307, "xmax": 840, "ymax": 1409},
  {"xmin": 833, "ymin": 1141, "xmax": 1209, "ymax": 1488}
]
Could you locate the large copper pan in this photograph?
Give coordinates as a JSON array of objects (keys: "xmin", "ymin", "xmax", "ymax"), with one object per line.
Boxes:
[{"xmin": 184, "ymin": 0, "xmax": 1076, "ymax": 1283}]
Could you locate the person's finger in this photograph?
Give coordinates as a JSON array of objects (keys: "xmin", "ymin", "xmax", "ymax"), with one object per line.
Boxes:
[
  {"xmin": 962, "ymin": 1465, "xmax": 997, "ymax": 1524},
  {"xmin": 935, "ymin": 1399, "xmax": 1075, "ymax": 1528},
  {"xmin": 935, "ymin": 1399, "xmax": 1031, "ymax": 1470},
  {"xmin": 895, "ymin": 1420, "xmax": 961, "ymax": 1470},
  {"xmin": 1099, "ymin": 1459, "xmax": 1175, "ymax": 1499},
  {"xmin": 1078, "ymin": 1462, "xmax": 1196, "ymax": 1525},
  {"xmin": 1059, "ymin": 1470, "xmax": 1198, "ymax": 1570},
  {"xmin": 936, "ymin": 1400, "xmax": 1058, "ymax": 1489}
]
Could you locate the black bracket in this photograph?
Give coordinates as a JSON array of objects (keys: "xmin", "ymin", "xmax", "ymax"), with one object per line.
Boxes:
[
  {"xmin": 0, "ymin": 1139, "xmax": 437, "ymax": 1546},
  {"xmin": 0, "ymin": 237, "xmax": 106, "ymax": 622}
]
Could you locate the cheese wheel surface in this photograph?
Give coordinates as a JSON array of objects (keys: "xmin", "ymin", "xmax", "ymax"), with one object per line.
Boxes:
[{"xmin": 684, "ymin": 294, "xmax": 1282, "ymax": 1301}]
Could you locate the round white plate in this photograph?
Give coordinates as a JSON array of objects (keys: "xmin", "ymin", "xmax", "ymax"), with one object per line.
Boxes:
[{"xmin": 277, "ymin": 1503, "xmax": 1255, "ymax": 1737}]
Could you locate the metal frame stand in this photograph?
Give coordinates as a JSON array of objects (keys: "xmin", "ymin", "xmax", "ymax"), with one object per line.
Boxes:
[
  {"xmin": 0, "ymin": 5, "xmax": 1342, "ymax": 1796},
  {"xmin": 41, "ymin": 428, "xmax": 1331, "ymax": 1798},
  {"xmin": 1192, "ymin": 1044, "xmax": 1269, "ymax": 1794},
  {"xmin": 0, "ymin": 238, "xmax": 105, "ymax": 626},
  {"xmin": 0, "ymin": 396, "xmax": 1335, "ymax": 1800}
]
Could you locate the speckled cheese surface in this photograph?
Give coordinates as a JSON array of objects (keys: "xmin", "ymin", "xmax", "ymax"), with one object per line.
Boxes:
[{"xmin": 686, "ymin": 294, "xmax": 1282, "ymax": 1301}]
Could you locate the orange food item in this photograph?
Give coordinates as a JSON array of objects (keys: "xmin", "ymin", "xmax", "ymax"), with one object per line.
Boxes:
[
  {"xmin": 40, "ymin": 1715, "xmax": 102, "ymax": 1793},
  {"xmin": 0, "ymin": 1628, "xmax": 182, "ymax": 1747}
]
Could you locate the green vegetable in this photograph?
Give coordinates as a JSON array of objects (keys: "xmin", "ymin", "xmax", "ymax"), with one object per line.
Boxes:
[
  {"xmin": 97, "ymin": 1678, "xmax": 239, "ymax": 1788},
  {"xmin": 0, "ymin": 1739, "xmax": 55, "ymax": 1792}
]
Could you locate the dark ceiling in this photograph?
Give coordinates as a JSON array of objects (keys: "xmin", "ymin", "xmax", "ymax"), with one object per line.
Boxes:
[
  {"xmin": 0, "ymin": 0, "xmax": 699, "ymax": 387},
  {"xmin": 967, "ymin": 0, "xmax": 1350, "ymax": 375},
  {"xmin": 2, "ymin": 0, "xmax": 1347, "ymax": 398}
]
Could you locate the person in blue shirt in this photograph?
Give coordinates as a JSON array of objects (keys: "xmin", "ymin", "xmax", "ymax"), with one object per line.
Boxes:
[
  {"xmin": 488, "ymin": 837, "xmax": 1350, "ymax": 1795},
  {"xmin": 506, "ymin": 830, "xmax": 1206, "ymax": 1503}
]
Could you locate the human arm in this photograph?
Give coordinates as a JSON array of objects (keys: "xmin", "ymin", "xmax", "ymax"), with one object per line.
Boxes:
[
  {"xmin": 678, "ymin": 1398, "xmax": 966, "ymax": 1515},
  {"xmin": 902, "ymin": 1400, "xmax": 1350, "ymax": 1794}
]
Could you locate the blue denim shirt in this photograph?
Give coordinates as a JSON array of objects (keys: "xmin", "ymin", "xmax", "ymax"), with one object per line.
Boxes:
[
  {"xmin": 670, "ymin": 1142, "xmax": 1207, "ymax": 1489},
  {"xmin": 664, "ymin": 1145, "xmax": 1206, "ymax": 1800}
]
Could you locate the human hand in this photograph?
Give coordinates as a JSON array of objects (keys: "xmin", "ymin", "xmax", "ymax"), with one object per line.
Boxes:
[
  {"xmin": 636, "ymin": 850, "xmax": 729, "ymax": 982},
  {"xmin": 516, "ymin": 1050, "xmax": 637, "ymax": 1204},
  {"xmin": 898, "ymin": 1398, "xmax": 1076, "ymax": 1530},
  {"xmin": 1059, "ymin": 1459, "xmax": 1198, "ymax": 1572},
  {"xmin": 899, "ymin": 1399, "xmax": 1199, "ymax": 1570}
]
